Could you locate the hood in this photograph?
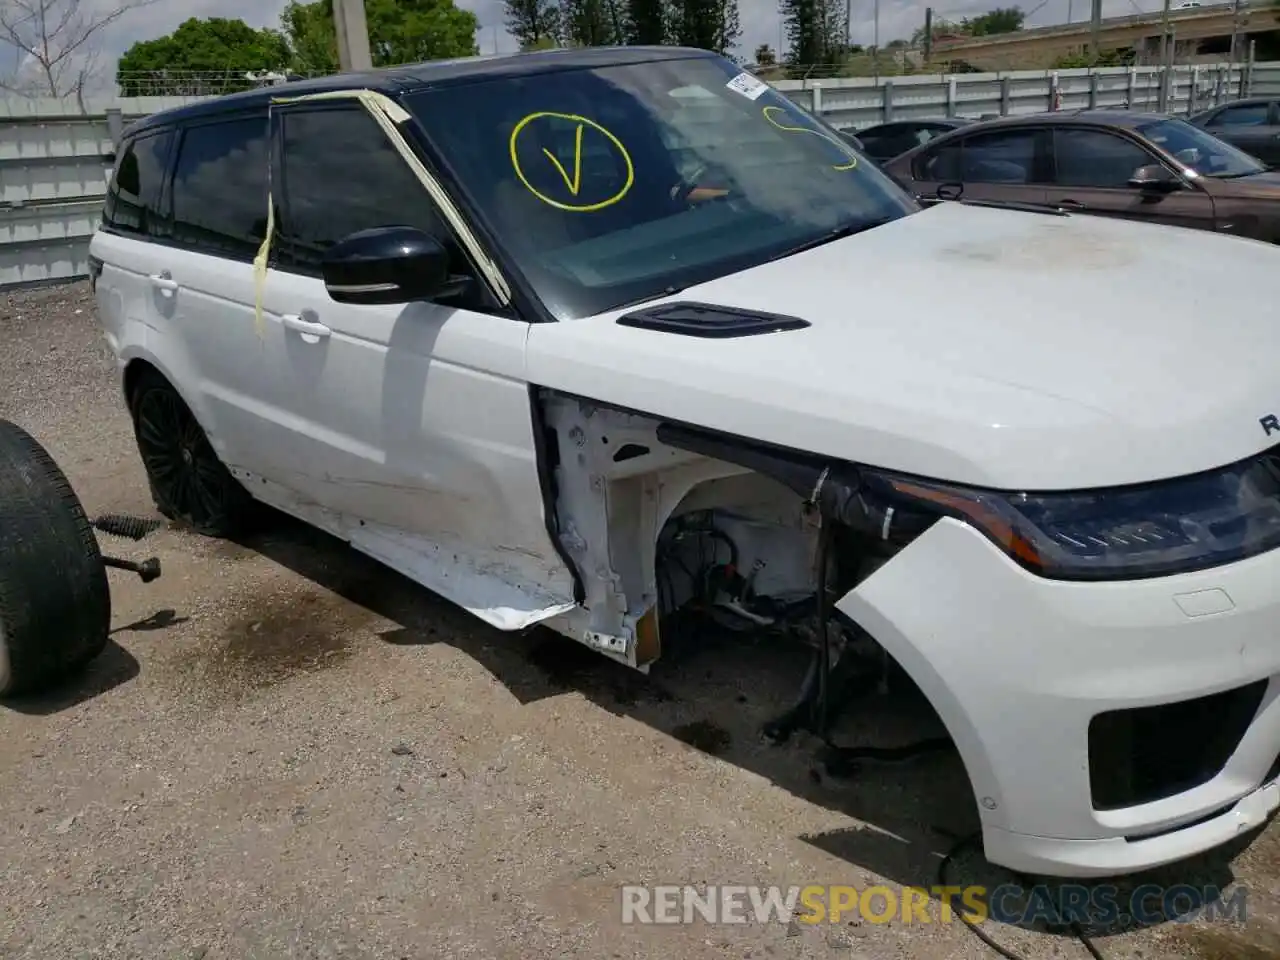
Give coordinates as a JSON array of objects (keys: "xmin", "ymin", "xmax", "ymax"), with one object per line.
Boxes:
[
  {"xmin": 524, "ymin": 202, "xmax": 1280, "ymax": 491},
  {"xmin": 1207, "ymin": 168, "xmax": 1280, "ymax": 198}
]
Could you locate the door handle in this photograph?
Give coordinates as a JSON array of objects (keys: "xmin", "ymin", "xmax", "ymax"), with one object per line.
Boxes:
[
  {"xmin": 282, "ymin": 313, "xmax": 331, "ymax": 339},
  {"xmin": 1056, "ymin": 199, "xmax": 1085, "ymax": 210},
  {"xmin": 148, "ymin": 271, "xmax": 178, "ymax": 292}
]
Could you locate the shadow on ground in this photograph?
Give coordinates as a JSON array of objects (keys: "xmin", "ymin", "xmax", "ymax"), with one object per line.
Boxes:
[
  {"xmin": 2, "ymin": 639, "xmax": 140, "ymax": 715},
  {"xmin": 238, "ymin": 512, "xmax": 1265, "ymax": 952}
]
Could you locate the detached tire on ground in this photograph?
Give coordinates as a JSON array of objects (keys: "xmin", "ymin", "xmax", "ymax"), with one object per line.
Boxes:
[{"xmin": 0, "ymin": 419, "xmax": 111, "ymax": 698}]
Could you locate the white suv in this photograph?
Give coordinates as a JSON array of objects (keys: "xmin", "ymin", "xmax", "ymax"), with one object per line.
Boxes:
[{"xmin": 91, "ymin": 45, "xmax": 1280, "ymax": 879}]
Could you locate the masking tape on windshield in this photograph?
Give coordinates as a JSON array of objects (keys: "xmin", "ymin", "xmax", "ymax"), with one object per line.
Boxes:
[
  {"xmin": 509, "ymin": 111, "xmax": 634, "ymax": 212},
  {"xmin": 762, "ymin": 105, "xmax": 857, "ymax": 171},
  {"xmin": 250, "ymin": 87, "xmax": 511, "ymax": 334}
]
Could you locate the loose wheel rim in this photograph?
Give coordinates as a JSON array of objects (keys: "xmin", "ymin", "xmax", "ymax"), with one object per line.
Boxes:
[{"xmin": 136, "ymin": 389, "xmax": 228, "ymax": 525}]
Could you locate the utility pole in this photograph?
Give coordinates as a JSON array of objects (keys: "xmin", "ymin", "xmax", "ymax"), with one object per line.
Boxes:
[
  {"xmin": 873, "ymin": 0, "xmax": 880, "ymax": 82},
  {"xmin": 845, "ymin": 0, "xmax": 852, "ymax": 53},
  {"xmin": 1089, "ymin": 0, "xmax": 1102, "ymax": 59},
  {"xmin": 333, "ymin": 0, "xmax": 373, "ymax": 72},
  {"xmin": 1227, "ymin": 0, "xmax": 1243, "ymax": 67},
  {"xmin": 1158, "ymin": 0, "xmax": 1172, "ymax": 71},
  {"xmin": 923, "ymin": 6, "xmax": 933, "ymax": 63}
]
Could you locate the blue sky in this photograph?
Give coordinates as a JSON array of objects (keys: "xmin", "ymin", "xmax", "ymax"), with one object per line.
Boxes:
[{"xmin": 1, "ymin": 0, "xmax": 1177, "ymax": 95}]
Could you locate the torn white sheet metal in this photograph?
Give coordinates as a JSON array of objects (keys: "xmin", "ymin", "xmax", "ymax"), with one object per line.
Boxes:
[
  {"xmin": 251, "ymin": 87, "xmax": 511, "ymax": 337},
  {"xmin": 232, "ymin": 466, "xmax": 577, "ymax": 631},
  {"xmin": 349, "ymin": 521, "xmax": 577, "ymax": 631}
]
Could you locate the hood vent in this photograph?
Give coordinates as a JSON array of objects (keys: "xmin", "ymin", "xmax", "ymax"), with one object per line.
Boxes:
[{"xmin": 616, "ymin": 301, "xmax": 811, "ymax": 339}]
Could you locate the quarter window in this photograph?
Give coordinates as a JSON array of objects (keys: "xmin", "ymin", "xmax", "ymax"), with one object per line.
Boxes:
[
  {"xmin": 103, "ymin": 130, "xmax": 173, "ymax": 237},
  {"xmin": 170, "ymin": 116, "xmax": 270, "ymax": 260},
  {"xmin": 1052, "ymin": 128, "xmax": 1153, "ymax": 188}
]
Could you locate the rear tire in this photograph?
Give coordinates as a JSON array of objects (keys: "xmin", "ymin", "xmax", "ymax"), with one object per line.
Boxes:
[
  {"xmin": 128, "ymin": 370, "xmax": 258, "ymax": 538},
  {"xmin": 0, "ymin": 419, "xmax": 111, "ymax": 698}
]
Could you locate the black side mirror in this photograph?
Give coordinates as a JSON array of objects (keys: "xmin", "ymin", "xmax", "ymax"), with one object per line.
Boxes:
[
  {"xmin": 936, "ymin": 181, "xmax": 964, "ymax": 201},
  {"xmin": 1127, "ymin": 164, "xmax": 1180, "ymax": 193},
  {"xmin": 321, "ymin": 226, "xmax": 465, "ymax": 305}
]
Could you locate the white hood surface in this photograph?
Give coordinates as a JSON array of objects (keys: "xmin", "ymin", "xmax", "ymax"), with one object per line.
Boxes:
[{"xmin": 525, "ymin": 201, "xmax": 1280, "ymax": 490}]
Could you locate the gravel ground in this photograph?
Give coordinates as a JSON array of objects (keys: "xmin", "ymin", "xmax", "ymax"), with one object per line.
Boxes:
[{"xmin": 3, "ymin": 281, "xmax": 1280, "ymax": 960}]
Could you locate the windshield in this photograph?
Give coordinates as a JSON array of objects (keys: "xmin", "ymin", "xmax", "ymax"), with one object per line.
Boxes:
[
  {"xmin": 406, "ymin": 55, "xmax": 917, "ymax": 319},
  {"xmin": 1136, "ymin": 117, "xmax": 1265, "ymax": 178}
]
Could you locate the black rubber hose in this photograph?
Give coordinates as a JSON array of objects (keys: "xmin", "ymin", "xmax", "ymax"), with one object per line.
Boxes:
[{"xmin": 937, "ymin": 832, "xmax": 1107, "ymax": 960}]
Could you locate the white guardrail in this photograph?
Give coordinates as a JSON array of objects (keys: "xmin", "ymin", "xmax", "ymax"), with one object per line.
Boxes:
[{"xmin": 3, "ymin": 61, "xmax": 1280, "ymax": 289}]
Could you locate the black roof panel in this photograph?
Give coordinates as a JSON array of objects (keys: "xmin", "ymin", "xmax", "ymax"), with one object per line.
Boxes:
[{"xmin": 124, "ymin": 45, "xmax": 720, "ymax": 136}]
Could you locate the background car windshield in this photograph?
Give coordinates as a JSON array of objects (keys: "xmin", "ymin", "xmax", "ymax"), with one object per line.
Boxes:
[
  {"xmin": 1136, "ymin": 117, "xmax": 1264, "ymax": 177},
  {"xmin": 406, "ymin": 56, "xmax": 916, "ymax": 319}
]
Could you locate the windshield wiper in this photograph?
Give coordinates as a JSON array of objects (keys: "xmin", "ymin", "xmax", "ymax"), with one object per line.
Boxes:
[
  {"xmin": 611, "ymin": 284, "xmax": 689, "ymax": 312},
  {"xmin": 768, "ymin": 216, "xmax": 897, "ymax": 262}
]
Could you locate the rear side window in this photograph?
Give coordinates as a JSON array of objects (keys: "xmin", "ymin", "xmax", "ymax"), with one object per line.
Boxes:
[
  {"xmin": 860, "ymin": 127, "xmax": 920, "ymax": 160},
  {"xmin": 959, "ymin": 129, "xmax": 1039, "ymax": 183},
  {"xmin": 276, "ymin": 105, "xmax": 453, "ymax": 272},
  {"xmin": 103, "ymin": 130, "xmax": 173, "ymax": 236},
  {"xmin": 1214, "ymin": 103, "xmax": 1269, "ymax": 126},
  {"xmin": 170, "ymin": 115, "xmax": 269, "ymax": 261},
  {"xmin": 916, "ymin": 129, "xmax": 1041, "ymax": 184}
]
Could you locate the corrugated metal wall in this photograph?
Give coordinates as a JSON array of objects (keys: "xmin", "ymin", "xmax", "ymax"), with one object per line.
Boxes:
[
  {"xmin": 3, "ymin": 63, "xmax": 1279, "ymax": 289},
  {"xmin": 0, "ymin": 96, "xmax": 201, "ymax": 288}
]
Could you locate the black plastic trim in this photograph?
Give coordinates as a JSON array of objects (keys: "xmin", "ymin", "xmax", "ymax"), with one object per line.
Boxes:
[
  {"xmin": 616, "ymin": 301, "xmax": 811, "ymax": 338},
  {"xmin": 528, "ymin": 386, "xmax": 586, "ymax": 605}
]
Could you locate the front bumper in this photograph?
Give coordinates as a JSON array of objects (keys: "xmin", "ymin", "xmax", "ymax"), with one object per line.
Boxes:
[{"xmin": 837, "ymin": 517, "xmax": 1280, "ymax": 878}]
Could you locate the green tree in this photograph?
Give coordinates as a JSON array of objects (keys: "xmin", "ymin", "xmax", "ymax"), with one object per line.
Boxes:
[
  {"xmin": 960, "ymin": 6, "xmax": 1024, "ymax": 36},
  {"xmin": 561, "ymin": 0, "xmax": 622, "ymax": 45},
  {"xmin": 522, "ymin": 33, "xmax": 561, "ymax": 49},
  {"xmin": 281, "ymin": 0, "xmax": 478, "ymax": 74},
  {"xmin": 625, "ymin": 0, "xmax": 671, "ymax": 44},
  {"xmin": 504, "ymin": 0, "xmax": 562, "ymax": 49},
  {"xmin": 116, "ymin": 18, "xmax": 291, "ymax": 96},
  {"xmin": 780, "ymin": 0, "xmax": 846, "ymax": 76},
  {"xmin": 671, "ymin": 0, "xmax": 739, "ymax": 54}
]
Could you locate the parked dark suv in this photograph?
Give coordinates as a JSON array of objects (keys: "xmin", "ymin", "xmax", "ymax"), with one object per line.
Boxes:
[{"xmin": 882, "ymin": 110, "xmax": 1280, "ymax": 243}]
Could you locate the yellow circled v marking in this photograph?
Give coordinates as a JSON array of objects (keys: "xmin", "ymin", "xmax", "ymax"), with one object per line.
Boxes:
[{"xmin": 541, "ymin": 123, "xmax": 584, "ymax": 196}]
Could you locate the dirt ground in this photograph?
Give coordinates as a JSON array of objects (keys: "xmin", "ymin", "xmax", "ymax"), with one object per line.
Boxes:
[{"xmin": 3, "ymin": 282, "xmax": 1280, "ymax": 960}]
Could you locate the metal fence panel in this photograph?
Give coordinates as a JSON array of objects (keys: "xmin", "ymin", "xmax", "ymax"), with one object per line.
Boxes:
[{"xmin": 3, "ymin": 67, "xmax": 1280, "ymax": 289}]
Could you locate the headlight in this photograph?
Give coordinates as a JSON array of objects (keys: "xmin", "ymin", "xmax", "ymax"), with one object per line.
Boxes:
[{"xmin": 860, "ymin": 448, "xmax": 1280, "ymax": 581}]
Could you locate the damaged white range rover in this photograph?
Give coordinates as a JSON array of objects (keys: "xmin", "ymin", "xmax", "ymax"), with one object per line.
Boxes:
[{"xmin": 92, "ymin": 45, "xmax": 1280, "ymax": 879}]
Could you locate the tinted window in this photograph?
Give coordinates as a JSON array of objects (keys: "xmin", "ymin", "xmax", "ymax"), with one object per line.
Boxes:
[
  {"xmin": 405, "ymin": 55, "xmax": 915, "ymax": 321},
  {"xmin": 1213, "ymin": 103, "xmax": 1269, "ymax": 126},
  {"xmin": 862, "ymin": 125, "xmax": 928, "ymax": 160},
  {"xmin": 171, "ymin": 116, "xmax": 269, "ymax": 260},
  {"xmin": 277, "ymin": 105, "xmax": 454, "ymax": 272},
  {"xmin": 960, "ymin": 129, "xmax": 1039, "ymax": 183},
  {"xmin": 916, "ymin": 128, "xmax": 1039, "ymax": 183},
  {"xmin": 104, "ymin": 130, "xmax": 173, "ymax": 236},
  {"xmin": 916, "ymin": 139, "xmax": 962, "ymax": 180},
  {"xmin": 1053, "ymin": 128, "xmax": 1152, "ymax": 188}
]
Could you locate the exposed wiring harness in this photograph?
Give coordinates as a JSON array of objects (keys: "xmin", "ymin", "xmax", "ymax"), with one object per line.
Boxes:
[{"xmin": 938, "ymin": 832, "xmax": 1107, "ymax": 960}]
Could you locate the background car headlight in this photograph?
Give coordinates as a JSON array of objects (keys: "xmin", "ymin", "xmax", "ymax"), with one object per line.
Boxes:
[{"xmin": 861, "ymin": 448, "xmax": 1280, "ymax": 581}]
